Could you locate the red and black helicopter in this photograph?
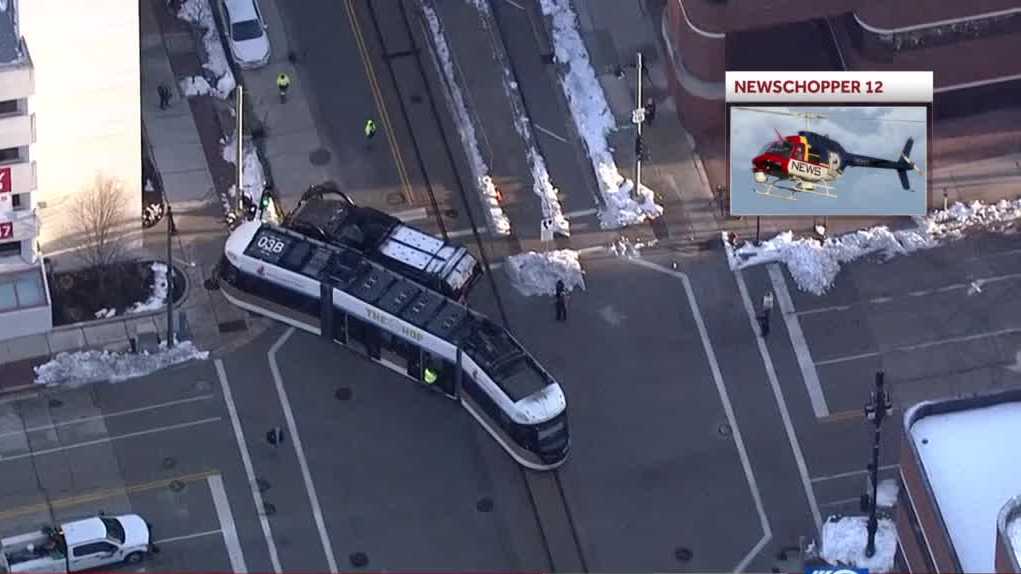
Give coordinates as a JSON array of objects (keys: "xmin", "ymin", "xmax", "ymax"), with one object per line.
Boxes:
[{"xmin": 743, "ymin": 109, "xmax": 924, "ymax": 200}]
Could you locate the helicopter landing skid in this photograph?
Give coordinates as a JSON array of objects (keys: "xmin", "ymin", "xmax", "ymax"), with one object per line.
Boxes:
[{"xmin": 754, "ymin": 179, "xmax": 837, "ymax": 201}]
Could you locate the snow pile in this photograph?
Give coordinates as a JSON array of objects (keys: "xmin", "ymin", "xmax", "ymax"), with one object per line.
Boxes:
[
  {"xmin": 729, "ymin": 198, "xmax": 1021, "ymax": 295},
  {"xmin": 876, "ymin": 478, "xmax": 899, "ymax": 508},
  {"xmin": 538, "ymin": 0, "xmax": 662, "ymax": 229},
  {"xmin": 421, "ymin": 4, "xmax": 510, "ymax": 236},
  {"xmin": 177, "ymin": 0, "xmax": 236, "ymax": 99},
  {"xmin": 94, "ymin": 308, "xmax": 116, "ymax": 319},
  {"xmin": 608, "ymin": 236, "xmax": 657, "ymax": 258},
  {"xmin": 35, "ymin": 342, "xmax": 209, "ymax": 386},
  {"xmin": 820, "ymin": 515, "xmax": 897, "ymax": 573},
  {"xmin": 222, "ymin": 135, "xmax": 267, "ymax": 208},
  {"xmin": 179, "ymin": 76, "xmax": 215, "ymax": 97},
  {"xmin": 468, "ymin": 0, "xmax": 568, "ymax": 236},
  {"xmin": 505, "ymin": 250, "xmax": 585, "ymax": 297},
  {"xmin": 128, "ymin": 262, "xmax": 169, "ymax": 314},
  {"xmin": 0, "ymin": 0, "xmax": 8, "ymax": 12}
]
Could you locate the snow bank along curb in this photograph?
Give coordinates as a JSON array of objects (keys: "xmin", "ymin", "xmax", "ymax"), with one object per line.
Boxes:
[
  {"xmin": 820, "ymin": 515, "xmax": 897, "ymax": 573},
  {"xmin": 421, "ymin": 2, "xmax": 511, "ymax": 236},
  {"xmin": 505, "ymin": 250, "xmax": 585, "ymax": 297},
  {"xmin": 467, "ymin": 0, "xmax": 569, "ymax": 236},
  {"xmin": 177, "ymin": 0, "xmax": 237, "ymax": 99},
  {"xmin": 726, "ymin": 198, "xmax": 1021, "ymax": 295},
  {"xmin": 538, "ymin": 0, "xmax": 663, "ymax": 230},
  {"xmin": 222, "ymin": 134, "xmax": 268, "ymax": 211},
  {"xmin": 34, "ymin": 342, "xmax": 210, "ymax": 387}
]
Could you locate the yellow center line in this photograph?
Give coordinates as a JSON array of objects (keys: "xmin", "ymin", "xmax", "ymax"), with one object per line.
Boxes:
[
  {"xmin": 343, "ymin": 0, "xmax": 416, "ymax": 204},
  {"xmin": 0, "ymin": 470, "xmax": 219, "ymax": 522}
]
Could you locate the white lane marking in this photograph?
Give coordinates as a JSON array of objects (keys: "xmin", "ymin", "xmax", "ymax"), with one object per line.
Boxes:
[
  {"xmin": 392, "ymin": 207, "xmax": 428, "ymax": 222},
  {"xmin": 0, "ymin": 395, "xmax": 215, "ymax": 441},
  {"xmin": 0, "ymin": 418, "xmax": 220, "ymax": 463},
  {"xmin": 269, "ymin": 328, "xmax": 339, "ymax": 573},
  {"xmin": 628, "ymin": 258, "xmax": 771, "ymax": 572},
  {"xmin": 810, "ymin": 464, "xmax": 900, "ymax": 483},
  {"xmin": 815, "ymin": 327, "xmax": 1021, "ymax": 366},
  {"xmin": 208, "ymin": 474, "xmax": 247, "ymax": 573},
  {"xmin": 794, "ymin": 304, "xmax": 852, "ymax": 317},
  {"xmin": 736, "ymin": 269, "xmax": 823, "ymax": 533},
  {"xmin": 815, "ymin": 351, "xmax": 880, "ymax": 366},
  {"xmin": 153, "ymin": 529, "xmax": 221, "ymax": 545},
  {"xmin": 215, "ymin": 360, "xmax": 282, "ymax": 574},
  {"xmin": 503, "ymin": 0, "xmax": 525, "ymax": 9},
  {"xmin": 768, "ymin": 265, "xmax": 829, "ymax": 418},
  {"xmin": 565, "ymin": 207, "xmax": 598, "ymax": 219},
  {"xmin": 534, "ymin": 123, "xmax": 568, "ymax": 143}
]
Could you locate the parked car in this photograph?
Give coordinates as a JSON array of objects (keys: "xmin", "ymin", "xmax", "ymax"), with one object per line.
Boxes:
[{"xmin": 220, "ymin": 0, "xmax": 270, "ymax": 68}]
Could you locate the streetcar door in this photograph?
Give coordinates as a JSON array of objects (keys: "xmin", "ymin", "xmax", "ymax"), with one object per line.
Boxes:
[{"xmin": 319, "ymin": 283, "xmax": 333, "ymax": 340}]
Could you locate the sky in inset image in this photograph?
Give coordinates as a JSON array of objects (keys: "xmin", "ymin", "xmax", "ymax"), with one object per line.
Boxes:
[{"xmin": 729, "ymin": 106, "xmax": 928, "ymax": 216}]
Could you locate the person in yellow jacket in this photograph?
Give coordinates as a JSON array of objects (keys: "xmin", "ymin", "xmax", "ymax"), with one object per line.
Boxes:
[
  {"xmin": 276, "ymin": 73, "xmax": 291, "ymax": 103},
  {"xmin": 423, "ymin": 367, "xmax": 438, "ymax": 385},
  {"xmin": 364, "ymin": 119, "xmax": 377, "ymax": 140}
]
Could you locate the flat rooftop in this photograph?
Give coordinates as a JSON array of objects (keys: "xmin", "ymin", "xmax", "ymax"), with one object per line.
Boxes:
[
  {"xmin": 0, "ymin": 2, "xmax": 22, "ymax": 64},
  {"xmin": 910, "ymin": 400, "xmax": 1021, "ymax": 573}
]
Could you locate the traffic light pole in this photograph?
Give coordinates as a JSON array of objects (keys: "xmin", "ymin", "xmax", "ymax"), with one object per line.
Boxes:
[
  {"xmin": 864, "ymin": 371, "xmax": 892, "ymax": 557},
  {"xmin": 165, "ymin": 202, "xmax": 174, "ymax": 348},
  {"xmin": 236, "ymin": 86, "xmax": 244, "ymax": 217},
  {"xmin": 632, "ymin": 51, "xmax": 643, "ymax": 201}
]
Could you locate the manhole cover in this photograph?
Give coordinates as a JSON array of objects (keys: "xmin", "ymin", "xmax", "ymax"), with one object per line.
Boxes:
[
  {"xmin": 168, "ymin": 480, "xmax": 185, "ymax": 493},
  {"xmin": 476, "ymin": 497, "xmax": 494, "ymax": 513},
  {"xmin": 386, "ymin": 192, "xmax": 406, "ymax": 206},
  {"xmin": 717, "ymin": 422, "xmax": 732, "ymax": 438},
  {"xmin": 674, "ymin": 547, "xmax": 693, "ymax": 562},
  {"xmin": 256, "ymin": 478, "xmax": 271, "ymax": 493},
  {"xmin": 48, "ymin": 399, "xmax": 63, "ymax": 408},
  {"xmin": 309, "ymin": 148, "xmax": 331, "ymax": 166},
  {"xmin": 263, "ymin": 502, "xmax": 276, "ymax": 516},
  {"xmin": 335, "ymin": 387, "xmax": 352, "ymax": 401},
  {"xmin": 350, "ymin": 552, "xmax": 369, "ymax": 568},
  {"xmin": 162, "ymin": 457, "xmax": 177, "ymax": 469}
]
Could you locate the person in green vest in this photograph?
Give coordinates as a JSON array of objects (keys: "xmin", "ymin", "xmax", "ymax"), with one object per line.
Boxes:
[{"xmin": 423, "ymin": 367, "xmax": 438, "ymax": 385}]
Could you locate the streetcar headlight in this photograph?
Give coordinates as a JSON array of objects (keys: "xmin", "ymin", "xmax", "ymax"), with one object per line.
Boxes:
[{"xmin": 753, "ymin": 172, "xmax": 767, "ymax": 183}]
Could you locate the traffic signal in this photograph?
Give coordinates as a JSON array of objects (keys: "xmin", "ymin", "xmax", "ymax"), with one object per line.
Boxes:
[
  {"xmin": 635, "ymin": 135, "xmax": 647, "ymax": 161},
  {"xmin": 260, "ymin": 190, "xmax": 271, "ymax": 210}
]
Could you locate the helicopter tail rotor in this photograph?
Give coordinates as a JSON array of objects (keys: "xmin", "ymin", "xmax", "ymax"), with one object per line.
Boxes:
[{"xmin": 896, "ymin": 137, "xmax": 924, "ymax": 190}]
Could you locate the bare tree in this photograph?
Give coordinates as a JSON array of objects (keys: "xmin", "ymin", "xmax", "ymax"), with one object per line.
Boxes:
[{"xmin": 67, "ymin": 174, "xmax": 131, "ymax": 273}]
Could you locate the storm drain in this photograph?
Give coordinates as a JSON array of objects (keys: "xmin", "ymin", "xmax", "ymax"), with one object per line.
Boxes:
[
  {"xmin": 218, "ymin": 320, "xmax": 247, "ymax": 333},
  {"xmin": 350, "ymin": 552, "xmax": 369, "ymax": 568},
  {"xmin": 675, "ymin": 547, "xmax": 693, "ymax": 562},
  {"xmin": 335, "ymin": 387, "xmax": 353, "ymax": 401}
]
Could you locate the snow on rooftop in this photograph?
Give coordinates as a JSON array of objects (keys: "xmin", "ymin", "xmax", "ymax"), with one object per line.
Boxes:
[
  {"xmin": 910, "ymin": 400, "xmax": 1021, "ymax": 573},
  {"xmin": 821, "ymin": 515, "xmax": 897, "ymax": 573},
  {"xmin": 729, "ymin": 197, "xmax": 1021, "ymax": 295},
  {"xmin": 537, "ymin": 0, "xmax": 663, "ymax": 230},
  {"xmin": 505, "ymin": 250, "xmax": 585, "ymax": 297},
  {"xmin": 35, "ymin": 341, "xmax": 209, "ymax": 386},
  {"xmin": 177, "ymin": 0, "xmax": 236, "ymax": 99},
  {"xmin": 420, "ymin": 3, "xmax": 510, "ymax": 236}
]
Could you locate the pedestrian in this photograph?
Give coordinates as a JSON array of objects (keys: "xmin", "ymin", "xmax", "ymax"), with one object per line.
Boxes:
[
  {"xmin": 364, "ymin": 119, "xmax": 377, "ymax": 140},
  {"xmin": 166, "ymin": 202, "xmax": 178, "ymax": 235},
  {"xmin": 265, "ymin": 426, "xmax": 285, "ymax": 446},
  {"xmin": 554, "ymin": 279, "xmax": 568, "ymax": 322},
  {"xmin": 758, "ymin": 312, "xmax": 770, "ymax": 338},
  {"xmin": 276, "ymin": 73, "xmax": 291, "ymax": 103},
  {"xmin": 157, "ymin": 84, "xmax": 172, "ymax": 110},
  {"xmin": 644, "ymin": 97, "xmax": 656, "ymax": 126},
  {"xmin": 760, "ymin": 291, "xmax": 773, "ymax": 338}
]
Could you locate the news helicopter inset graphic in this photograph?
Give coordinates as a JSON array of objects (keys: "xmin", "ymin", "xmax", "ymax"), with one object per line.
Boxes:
[{"xmin": 739, "ymin": 107, "xmax": 925, "ymax": 201}]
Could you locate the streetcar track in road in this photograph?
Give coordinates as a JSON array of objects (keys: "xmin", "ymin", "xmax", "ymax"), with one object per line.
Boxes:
[
  {"xmin": 360, "ymin": 1, "xmax": 584, "ymax": 570},
  {"xmin": 343, "ymin": 0, "xmax": 415, "ymax": 204}
]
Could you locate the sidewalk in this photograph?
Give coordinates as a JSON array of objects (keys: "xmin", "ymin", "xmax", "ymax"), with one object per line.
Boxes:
[{"xmin": 0, "ymin": 0, "xmax": 272, "ymax": 395}]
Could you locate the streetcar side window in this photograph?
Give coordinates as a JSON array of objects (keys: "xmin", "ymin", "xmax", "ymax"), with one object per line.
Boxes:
[
  {"xmin": 348, "ymin": 317, "xmax": 381, "ymax": 359},
  {"xmin": 462, "ymin": 372, "xmax": 510, "ymax": 428},
  {"xmin": 332, "ymin": 309, "xmax": 347, "ymax": 343}
]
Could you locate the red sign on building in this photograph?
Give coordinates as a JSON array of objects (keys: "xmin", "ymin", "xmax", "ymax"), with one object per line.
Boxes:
[
  {"xmin": 0, "ymin": 222, "xmax": 13, "ymax": 239},
  {"xmin": 0, "ymin": 166, "xmax": 11, "ymax": 194}
]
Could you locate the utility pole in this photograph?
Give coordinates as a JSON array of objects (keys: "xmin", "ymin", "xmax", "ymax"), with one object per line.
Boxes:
[
  {"xmin": 863, "ymin": 370, "xmax": 893, "ymax": 557},
  {"xmin": 631, "ymin": 51, "xmax": 644, "ymax": 201},
  {"xmin": 165, "ymin": 198, "xmax": 174, "ymax": 348},
  {"xmin": 236, "ymin": 85, "xmax": 244, "ymax": 217}
]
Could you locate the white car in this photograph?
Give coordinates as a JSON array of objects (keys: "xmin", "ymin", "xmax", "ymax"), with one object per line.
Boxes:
[{"xmin": 221, "ymin": 0, "xmax": 271, "ymax": 69}]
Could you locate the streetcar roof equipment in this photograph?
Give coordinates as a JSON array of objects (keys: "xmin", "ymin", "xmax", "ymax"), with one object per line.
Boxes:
[{"xmin": 239, "ymin": 223, "xmax": 551, "ymax": 403}]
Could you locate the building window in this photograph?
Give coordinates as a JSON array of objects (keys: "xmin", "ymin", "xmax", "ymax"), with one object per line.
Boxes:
[
  {"xmin": 0, "ymin": 269, "xmax": 46, "ymax": 311},
  {"xmin": 0, "ymin": 147, "xmax": 19, "ymax": 162},
  {"xmin": 0, "ymin": 241, "xmax": 21, "ymax": 257},
  {"xmin": 0, "ymin": 100, "xmax": 17, "ymax": 115},
  {"xmin": 12, "ymin": 194, "xmax": 23, "ymax": 209}
]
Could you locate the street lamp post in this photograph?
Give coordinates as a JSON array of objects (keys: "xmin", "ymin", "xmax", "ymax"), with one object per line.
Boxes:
[
  {"xmin": 863, "ymin": 370, "xmax": 893, "ymax": 557},
  {"xmin": 632, "ymin": 51, "xmax": 644, "ymax": 201},
  {"xmin": 165, "ymin": 199, "xmax": 174, "ymax": 348}
]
